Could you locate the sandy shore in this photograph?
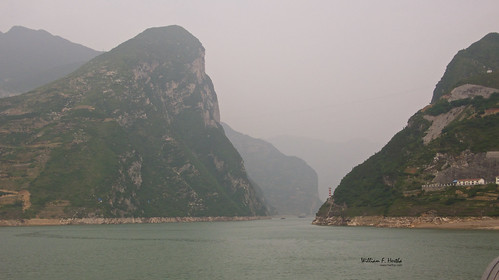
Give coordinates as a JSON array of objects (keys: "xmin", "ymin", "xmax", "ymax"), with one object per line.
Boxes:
[{"xmin": 0, "ymin": 216, "xmax": 270, "ymax": 227}]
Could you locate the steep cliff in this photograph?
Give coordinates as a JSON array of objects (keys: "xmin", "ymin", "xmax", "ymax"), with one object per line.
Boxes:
[
  {"xmin": 222, "ymin": 123, "xmax": 321, "ymax": 216},
  {"xmin": 0, "ymin": 26, "xmax": 268, "ymax": 219},
  {"xmin": 316, "ymin": 33, "xmax": 499, "ymax": 219}
]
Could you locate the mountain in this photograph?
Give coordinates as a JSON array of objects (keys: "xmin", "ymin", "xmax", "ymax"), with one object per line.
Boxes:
[
  {"xmin": 0, "ymin": 26, "xmax": 103, "ymax": 97},
  {"xmin": 316, "ymin": 33, "xmax": 499, "ymax": 220},
  {"xmin": 267, "ymin": 135, "xmax": 381, "ymax": 200},
  {"xmin": 222, "ymin": 123, "xmax": 321, "ymax": 216},
  {"xmin": 431, "ymin": 33, "xmax": 499, "ymax": 103},
  {"xmin": 0, "ymin": 25, "xmax": 268, "ymax": 219}
]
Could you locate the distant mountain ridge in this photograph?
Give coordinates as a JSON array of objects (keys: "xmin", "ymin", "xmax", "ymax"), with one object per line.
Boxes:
[
  {"xmin": 223, "ymin": 123, "xmax": 321, "ymax": 215},
  {"xmin": 268, "ymin": 135, "xmax": 381, "ymax": 200},
  {"xmin": 0, "ymin": 26, "xmax": 102, "ymax": 97},
  {"xmin": 316, "ymin": 32, "xmax": 499, "ymax": 220},
  {"xmin": 0, "ymin": 25, "xmax": 268, "ymax": 219}
]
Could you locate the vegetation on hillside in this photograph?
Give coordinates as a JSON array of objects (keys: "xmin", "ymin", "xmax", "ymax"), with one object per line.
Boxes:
[
  {"xmin": 432, "ymin": 32, "xmax": 499, "ymax": 103},
  {"xmin": 324, "ymin": 33, "xmax": 499, "ymax": 217}
]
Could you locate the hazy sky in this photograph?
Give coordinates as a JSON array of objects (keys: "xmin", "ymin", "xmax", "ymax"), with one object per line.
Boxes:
[{"xmin": 1, "ymin": 0, "xmax": 499, "ymax": 145}]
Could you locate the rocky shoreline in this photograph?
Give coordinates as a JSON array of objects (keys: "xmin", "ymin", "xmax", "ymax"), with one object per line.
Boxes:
[
  {"xmin": 312, "ymin": 215, "xmax": 499, "ymax": 230},
  {"xmin": 0, "ymin": 216, "xmax": 270, "ymax": 227}
]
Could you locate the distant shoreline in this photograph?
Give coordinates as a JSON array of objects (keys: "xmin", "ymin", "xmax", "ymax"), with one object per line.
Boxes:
[
  {"xmin": 312, "ymin": 216, "xmax": 499, "ymax": 230},
  {"xmin": 0, "ymin": 216, "xmax": 270, "ymax": 227}
]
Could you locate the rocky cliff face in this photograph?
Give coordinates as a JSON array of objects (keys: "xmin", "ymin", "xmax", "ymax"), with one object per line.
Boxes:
[
  {"xmin": 0, "ymin": 26, "xmax": 268, "ymax": 219},
  {"xmin": 428, "ymin": 150, "xmax": 499, "ymax": 184}
]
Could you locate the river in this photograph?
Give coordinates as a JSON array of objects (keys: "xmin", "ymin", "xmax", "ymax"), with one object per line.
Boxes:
[{"xmin": 1, "ymin": 218, "xmax": 497, "ymax": 279}]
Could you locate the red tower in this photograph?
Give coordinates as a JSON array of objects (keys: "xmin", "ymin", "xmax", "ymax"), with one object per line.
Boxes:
[{"xmin": 328, "ymin": 187, "xmax": 332, "ymax": 197}]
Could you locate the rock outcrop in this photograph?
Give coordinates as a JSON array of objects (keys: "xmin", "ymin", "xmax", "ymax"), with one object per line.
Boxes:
[
  {"xmin": 423, "ymin": 106, "xmax": 466, "ymax": 144},
  {"xmin": 312, "ymin": 214, "xmax": 499, "ymax": 229},
  {"xmin": 0, "ymin": 216, "xmax": 269, "ymax": 227},
  {"xmin": 446, "ymin": 84, "xmax": 499, "ymax": 102}
]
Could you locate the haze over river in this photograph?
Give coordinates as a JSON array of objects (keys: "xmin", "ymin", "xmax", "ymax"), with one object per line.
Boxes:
[{"xmin": 1, "ymin": 218, "xmax": 497, "ymax": 279}]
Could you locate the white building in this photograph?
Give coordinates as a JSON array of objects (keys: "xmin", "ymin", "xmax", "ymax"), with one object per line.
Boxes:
[{"xmin": 456, "ymin": 178, "xmax": 485, "ymax": 186}]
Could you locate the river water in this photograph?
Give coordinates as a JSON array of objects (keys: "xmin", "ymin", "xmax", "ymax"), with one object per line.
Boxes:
[{"xmin": 1, "ymin": 218, "xmax": 498, "ymax": 279}]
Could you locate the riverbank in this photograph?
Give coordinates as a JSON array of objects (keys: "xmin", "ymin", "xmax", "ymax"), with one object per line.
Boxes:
[
  {"xmin": 312, "ymin": 215, "xmax": 499, "ymax": 230},
  {"xmin": 0, "ymin": 216, "xmax": 270, "ymax": 227}
]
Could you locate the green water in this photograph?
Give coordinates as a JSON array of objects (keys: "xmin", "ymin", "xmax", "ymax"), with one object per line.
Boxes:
[{"xmin": 1, "ymin": 218, "xmax": 497, "ymax": 279}]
